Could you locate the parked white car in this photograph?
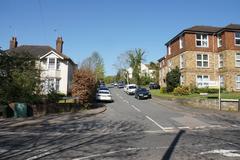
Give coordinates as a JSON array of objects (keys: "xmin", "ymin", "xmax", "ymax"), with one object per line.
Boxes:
[
  {"xmin": 126, "ymin": 84, "xmax": 137, "ymax": 95},
  {"xmin": 96, "ymin": 90, "xmax": 113, "ymax": 102}
]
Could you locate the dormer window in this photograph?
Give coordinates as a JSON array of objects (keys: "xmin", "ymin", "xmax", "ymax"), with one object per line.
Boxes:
[
  {"xmin": 179, "ymin": 37, "xmax": 183, "ymax": 49},
  {"xmin": 196, "ymin": 34, "xmax": 208, "ymax": 47},
  {"xmin": 235, "ymin": 32, "xmax": 240, "ymax": 46},
  {"xmin": 217, "ymin": 34, "xmax": 222, "ymax": 47},
  {"xmin": 168, "ymin": 46, "xmax": 171, "ymax": 55}
]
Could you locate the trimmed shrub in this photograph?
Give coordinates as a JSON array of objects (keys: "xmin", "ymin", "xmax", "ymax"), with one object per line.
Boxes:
[
  {"xmin": 159, "ymin": 87, "xmax": 167, "ymax": 93},
  {"xmin": 173, "ymin": 86, "xmax": 190, "ymax": 96},
  {"xmin": 195, "ymin": 87, "xmax": 223, "ymax": 94}
]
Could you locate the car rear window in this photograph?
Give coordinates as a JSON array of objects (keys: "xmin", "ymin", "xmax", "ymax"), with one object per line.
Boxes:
[
  {"xmin": 140, "ymin": 88, "xmax": 147, "ymax": 92},
  {"xmin": 129, "ymin": 86, "xmax": 136, "ymax": 89},
  {"xmin": 98, "ymin": 90, "xmax": 110, "ymax": 94}
]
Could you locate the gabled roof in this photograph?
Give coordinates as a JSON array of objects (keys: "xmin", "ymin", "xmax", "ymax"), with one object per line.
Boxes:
[{"xmin": 5, "ymin": 45, "xmax": 76, "ymax": 65}]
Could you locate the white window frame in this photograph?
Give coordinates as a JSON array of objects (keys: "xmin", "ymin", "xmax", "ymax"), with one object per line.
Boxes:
[
  {"xmin": 196, "ymin": 75, "xmax": 210, "ymax": 88},
  {"xmin": 168, "ymin": 60, "xmax": 172, "ymax": 72},
  {"xmin": 235, "ymin": 53, "xmax": 240, "ymax": 67},
  {"xmin": 217, "ymin": 34, "xmax": 222, "ymax": 47},
  {"xmin": 180, "ymin": 75, "xmax": 184, "ymax": 85},
  {"xmin": 236, "ymin": 75, "xmax": 240, "ymax": 89},
  {"xmin": 196, "ymin": 53, "xmax": 209, "ymax": 68},
  {"xmin": 168, "ymin": 46, "xmax": 171, "ymax": 55},
  {"xmin": 179, "ymin": 37, "xmax": 183, "ymax": 49},
  {"xmin": 56, "ymin": 59, "xmax": 60, "ymax": 70},
  {"xmin": 220, "ymin": 75, "xmax": 224, "ymax": 87},
  {"xmin": 48, "ymin": 58, "xmax": 56, "ymax": 70},
  {"xmin": 180, "ymin": 54, "xmax": 185, "ymax": 69},
  {"xmin": 56, "ymin": 79, "xmax": 60, "ymax": 92},
  {"xmin": 196, "ymin": 34, "xmax": 209, "ymax": 47},
  {"xmin": 235, "ymin": 32, "xmax": 240, "ymax": 46},
  {"xmin": 219, "ymin": 54, "xmax": 223, "ymax": 68}
]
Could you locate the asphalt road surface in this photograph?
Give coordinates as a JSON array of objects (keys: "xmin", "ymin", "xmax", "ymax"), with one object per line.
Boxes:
[{"xmin": 1, "ymin": 87, "xmax": 240, "ymax": 160}]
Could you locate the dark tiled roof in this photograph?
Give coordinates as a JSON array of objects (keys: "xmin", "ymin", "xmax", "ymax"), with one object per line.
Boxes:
[
  {"xmin": 185, "ymin": 25, "xmax": 221, "ymax": 33},
  {"xmin": 223, "ymin": 24, "xmax": 240, "ymax": 30},
  {"xmin": 165, "ymin": 23, "xmax": 240, "ymax": 45},
  {"xmin": 6, "ymin": 45, "xmax": 71, "ymax": 60}
]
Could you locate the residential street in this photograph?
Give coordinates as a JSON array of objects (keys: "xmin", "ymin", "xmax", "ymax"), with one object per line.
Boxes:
[{"xmin": 1, "ymin": 87, "xmax": 240, "ymax": 160}]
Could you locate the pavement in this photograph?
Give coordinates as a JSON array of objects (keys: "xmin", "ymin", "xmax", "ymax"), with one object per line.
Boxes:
[{"xmin": 0, "ymin": 88, "xmax": 240, "ymax": 160}]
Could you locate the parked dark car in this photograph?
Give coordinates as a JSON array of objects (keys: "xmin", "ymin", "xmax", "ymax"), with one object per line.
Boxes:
[
  {"xmin": 135, "ymin": 88, "xmax": 152, "ymax": 99},
  {"xmin": 149, "ymin": 82, "xmax": 160, "ymax": 89}
]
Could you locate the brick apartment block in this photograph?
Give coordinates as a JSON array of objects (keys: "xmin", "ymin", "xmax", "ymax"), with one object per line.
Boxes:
[{"xmin": 158, "ymin": 24, "xmax": 240, "ymax": 91}]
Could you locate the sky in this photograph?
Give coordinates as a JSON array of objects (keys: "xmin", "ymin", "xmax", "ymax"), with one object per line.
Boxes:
[{"xmin": 1, "ymin": 0, "xmax": 240, "ymax": 75}]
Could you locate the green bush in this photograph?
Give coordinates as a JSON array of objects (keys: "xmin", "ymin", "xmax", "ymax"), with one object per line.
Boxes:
[
  {"xmin": 173, "ymin": 86, "xmax": 190, "ymax": 96},
  {"xmin": 195, "ymin": 87, "xmax": 224, "ymax": 94},
  {"xmin": 159, "ymin": 87, "xmax": 167, "ymax": 93},
  {"xmin": 166, "ymin": 67, "xmax": 180, "ymax": 92},
  {"xmin": 47, "ymin": 89, "xmax": 65, "ymax": 103}
]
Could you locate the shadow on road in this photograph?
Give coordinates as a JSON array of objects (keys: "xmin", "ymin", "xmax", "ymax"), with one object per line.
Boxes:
[
  {"xmin": 0, "ymin": 112, "xmax": 145, "ymax": 160},
  {"xmin": 162, "ymin": 130, "xmax": 185, "ymax": 160}
]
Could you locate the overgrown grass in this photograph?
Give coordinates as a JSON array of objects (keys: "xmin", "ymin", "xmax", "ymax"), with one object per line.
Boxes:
[{"xmin": 150, "ymin": 89, "xmax": 240, "ymax": 99}]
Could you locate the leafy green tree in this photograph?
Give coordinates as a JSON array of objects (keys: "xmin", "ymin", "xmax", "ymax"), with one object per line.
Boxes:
[
  {"xmin": 0, "ymin": 51, "xmax": 42, "ymax": 104},
  {"xmin": 128, "ymin": 48, "xmax": 145, "ymax": 85},
  {"xmin": 150, "ymin": 61, "xmax": 160, "ymax": 83},
  {"xmin": 104, "ymin": 75, "xmax": 115, "ymax": 84},
  {"xmin": 166, "ymin": 67, "xmax": 180, "ymax": 92}
]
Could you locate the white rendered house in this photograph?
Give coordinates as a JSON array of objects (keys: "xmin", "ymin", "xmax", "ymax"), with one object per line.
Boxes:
[
  {"xmin": 6, "ymin": 37, "xmax": 77, "ymax": 95},
  {"xmin": 127, "ymin": 63, "xmax": 155, "ymax": 79}
]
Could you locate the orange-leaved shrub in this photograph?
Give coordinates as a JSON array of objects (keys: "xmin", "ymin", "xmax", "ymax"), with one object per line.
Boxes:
[{"xmin": 72, "ymin": 68, "xmax": 96, "ymax": 104}]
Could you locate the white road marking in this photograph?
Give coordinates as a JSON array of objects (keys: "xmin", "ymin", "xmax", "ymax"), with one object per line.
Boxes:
[
  {"xmin": 144, "ymin": 130, "xmax": 163, "ymax": 133},
  {"xmin": 194, "ymin": 126, "xmax": 207, "ymax": 129},
  {"xmin": 200, "ymin": 149, "xmax": 240, "ymax": 157},
  {"xmin": 178, "ymin": 126, "xmax": 190, "ymax": 129},
  {"xmin": 145, "ymin": 115, "xmax": 173, "ymax": 132},
  {"xmin": 131, "ymin": 105, "xmax": 141, "ymax": 112},
  {"xmin": 26, "ymin": 151, "xmax": 52, "ymax": 160}
]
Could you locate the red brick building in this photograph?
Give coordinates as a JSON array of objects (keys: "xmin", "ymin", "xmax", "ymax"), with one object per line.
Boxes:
[{"xmin": 159, "ymin": 24, "xmax": 240, "ymax": 91}]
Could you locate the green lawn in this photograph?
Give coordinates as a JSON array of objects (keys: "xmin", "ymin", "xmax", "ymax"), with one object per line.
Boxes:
[{"xmin": 150, "ymin": 89, "xmax": 240, "ymax": 99}]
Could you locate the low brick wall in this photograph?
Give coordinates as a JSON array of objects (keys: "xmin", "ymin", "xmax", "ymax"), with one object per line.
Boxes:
[
  {"xmin": 31, "ymin": 103, "xmax": 82, "ymax": 117},
  {"xmin": 154, "ymin": 96, "xmax": 239, "ymax": 112},
  {"xmin": 176, "ymin": 98, "xmax": 239, "ymax": 112}
]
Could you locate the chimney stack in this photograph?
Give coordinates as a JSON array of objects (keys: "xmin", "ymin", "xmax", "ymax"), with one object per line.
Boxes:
[
  {"xmin": 56, "ymin": 37, "xmax": 63, "ymax": 53},
  {"xmin": 10, "ymin": 37, "xmax": 18, "ymax": 49}
]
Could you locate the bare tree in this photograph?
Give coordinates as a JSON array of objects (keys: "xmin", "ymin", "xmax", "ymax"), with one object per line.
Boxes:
[{"xmin": 81, "ymin": 52, "xmax": 105, "ymax": 81}]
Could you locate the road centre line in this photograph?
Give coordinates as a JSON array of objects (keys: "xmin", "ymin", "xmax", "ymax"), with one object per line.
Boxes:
[{"xmin": 131, "ymin": 105, "xmax": 141, "ymax": 112}]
